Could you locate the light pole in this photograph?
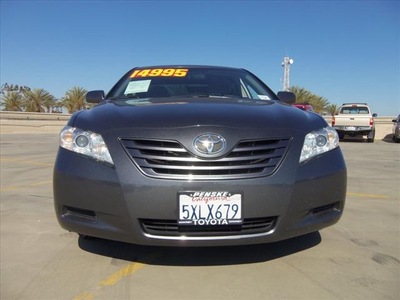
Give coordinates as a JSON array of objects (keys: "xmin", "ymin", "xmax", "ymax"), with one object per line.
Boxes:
[{"xmin": 282, "ymin": 57, "xmax": 294, "ymax": 91}]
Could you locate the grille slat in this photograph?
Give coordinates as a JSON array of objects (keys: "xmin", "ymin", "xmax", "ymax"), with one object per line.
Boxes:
[
  {"xmin": 140, "ymin": 217, "xmax": 277, "ymax": 237},
  {"xmin": 139, "ymin": 152, "xmax": 282, "ymax": 163},
  {"xmin": 143, "ymin": 162, "xmax": 271, "ymax": 171},
  {"xmin": 120, "ymin": 138, "xmax": 290, "ymax": 179},
  {"xmin": 127, "ymin": 146, "xmax": 188, "ymax": 153}
]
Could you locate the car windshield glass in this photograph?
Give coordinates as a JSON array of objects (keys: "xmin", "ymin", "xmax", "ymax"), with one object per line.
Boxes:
[
  {"xmin": 340, "ymin": 107, "xmax": 370, "ymax": 114},
  {"xmin": 107, "ymin": 67, "xmax": 276, "ymax": 101}
]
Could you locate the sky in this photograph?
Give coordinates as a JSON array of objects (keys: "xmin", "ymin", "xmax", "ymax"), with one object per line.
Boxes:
[{"xmin": 1, "ymin": 0, "xmax": 399, "ymax": 116}]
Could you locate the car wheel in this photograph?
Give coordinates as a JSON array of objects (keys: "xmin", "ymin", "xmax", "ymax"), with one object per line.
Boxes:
[{"xmin": 367, "ymin": 130, "xmax": 375, "ymax": 143}]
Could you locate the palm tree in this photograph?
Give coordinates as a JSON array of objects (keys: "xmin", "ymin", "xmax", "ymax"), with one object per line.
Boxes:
[
  {"xmin": 23, "ymin": 89, "xmax": 57, "ymax": 112},
  {"xmin": 289, "ymin": 86, "xmax": 312, "ymax": 103},
  {"xmin": 325, "ymin": 104, "xmax": 339, "ymax": 116},
  {"xmin": 0, "ymin": 91, "xmax": 24, "ymax": 111},
  {"xmin": 1, "ymin": 83, "xmax": 31, "ymax": 95},
  {"xmin": 289, "ymin": 86, "xmax": 329, "ymax": 114},
  {"xmin": 61, "ymin": 87, "xmax": 88, "ymax": 113}
]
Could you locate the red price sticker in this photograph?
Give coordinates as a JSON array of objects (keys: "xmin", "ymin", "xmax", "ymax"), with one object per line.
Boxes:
[{"xmin": 130, "ymin": 68, "xmax": 188, "ymax": 78}]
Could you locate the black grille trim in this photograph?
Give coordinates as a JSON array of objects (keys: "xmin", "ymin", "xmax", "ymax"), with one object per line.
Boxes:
[
  {"xmin": 120, "ymin": 138, "xmax": 291, "ymax": 180},
  {"xmin": 62, "ymin": 206, "xmax": 97, "ymax": 223},
  {"xmin": 140, "ymin": 217, "xmax": 277, "ymax": 237}
]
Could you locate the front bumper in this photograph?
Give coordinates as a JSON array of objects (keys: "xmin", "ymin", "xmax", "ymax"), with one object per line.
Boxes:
[{"xmin": 53, "ymin": 145, "xmax": 346, "ymax": 247}]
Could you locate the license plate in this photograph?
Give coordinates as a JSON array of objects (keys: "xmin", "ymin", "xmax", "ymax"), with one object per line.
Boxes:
[
  {"xmin": 178, "ymin": 191, "xmax": 242, "ymax": 226},
  {"xmin": 345, "ymin": 126, "xmax": 356, "ymax": 130}
]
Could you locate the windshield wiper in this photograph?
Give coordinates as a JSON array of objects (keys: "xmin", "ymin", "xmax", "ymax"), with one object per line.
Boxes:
[
  {"xmin": 206, "ymin": 94, "xmax": 242, "ymax": 98},
  {"xmin": 109, "ymin": 94, "xmax": 141, "ymax": 100},
  {"xmin": 175, "ymin": 94, "xmax": 241, "ymax": 98}
]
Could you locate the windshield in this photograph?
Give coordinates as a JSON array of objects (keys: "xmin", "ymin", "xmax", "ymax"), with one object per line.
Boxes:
[
  {"xmin": 340, "ymin": 106, "xmax": 370, "ymax": 114},
  {"xmin": 107, "ymin": 67, "xmax": 277, "ymax": 100}
]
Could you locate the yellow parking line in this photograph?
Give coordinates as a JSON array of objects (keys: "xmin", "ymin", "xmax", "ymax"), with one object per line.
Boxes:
[
  {"xmin": 73, "ymin": 262, "xmax": 146, "ymax": 300},
  {"xmin": 73, "ymin": 251, "xmax": 160, "ymax": 300},
  {"xmin": 73, "ymin": 292, "xmax": 93, "ymax": 300},
  {"xmin": 347, "ymin": 192, "xmax": 388, "ymax": 199},
  {"xmin": 99, "ymin": 262, "xmax": 146, "ymax": 286}
]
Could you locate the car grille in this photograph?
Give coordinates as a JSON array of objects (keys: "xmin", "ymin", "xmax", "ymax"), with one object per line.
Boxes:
[
  {"xmin": 119, "ymin": 138, "xmax": 291, "ymax": 179},
  {"xmin": 140, "ymin": 217, "xmax": 277, "ymax": 237}
]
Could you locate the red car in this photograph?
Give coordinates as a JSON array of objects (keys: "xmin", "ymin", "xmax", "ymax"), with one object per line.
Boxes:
[{"xmin": 292, "ymin": 103, "xmax": 314, "ymax": 112}]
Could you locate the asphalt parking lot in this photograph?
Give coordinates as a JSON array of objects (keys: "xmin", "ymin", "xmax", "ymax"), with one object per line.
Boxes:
[{"xmin": 1, "ymin": 132, "xmax": 399, "ymax": 300}]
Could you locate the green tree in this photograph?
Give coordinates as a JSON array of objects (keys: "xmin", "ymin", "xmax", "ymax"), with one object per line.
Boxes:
[
  {"xmin": 61, "ymin": 86, "xmax": 88, "ymax": 113},
  {"xmin": 0, "ymin": 83, "xmax": 31, "ymax": 95},
  {"xmin": 325, "ymin": 104, "xmax": 339, "ymax": 116},
  {"xmin": 23, "ymin": 89, "xmax": 57, "ymax": 112},
  {"xmin": 289, "ymin": 86, "xmax": 329, "ymax": 114},
  {"xmin": 0, "ymin": 91, "xmax": 24, "ymax": 111}
]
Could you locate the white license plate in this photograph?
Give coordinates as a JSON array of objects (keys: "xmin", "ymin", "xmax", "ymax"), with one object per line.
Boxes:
[
  {"xmin": 345, "ymin": 126, "xmax": 356, "ymax": 130},
  {"xmin": 178, "ymin": 191, "xmax": 242, "ymax": 226}
]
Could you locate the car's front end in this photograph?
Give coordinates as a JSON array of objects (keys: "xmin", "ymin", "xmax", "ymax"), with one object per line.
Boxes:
[
  {"xmin": 393, "ymin": 115, "xmax": 400, "ymax": 143},
  {"xmin": 53, "ymin": 66, "xmax": 346, "ymax": 246}
]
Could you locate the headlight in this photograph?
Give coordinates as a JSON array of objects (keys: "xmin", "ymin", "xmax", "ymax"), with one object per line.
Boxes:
[
  {"xmin": 59, "ymin": 126, "xmax": 114, "ymax": 165},
  {"xmin": 300, "ymin": 126, "xmax": 339, "ymax": 163}
]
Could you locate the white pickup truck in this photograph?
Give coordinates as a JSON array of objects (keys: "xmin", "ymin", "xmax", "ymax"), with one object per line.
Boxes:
[{"xmin": 332, "ymin": 103, "xmax": 377, "ymax": 142}]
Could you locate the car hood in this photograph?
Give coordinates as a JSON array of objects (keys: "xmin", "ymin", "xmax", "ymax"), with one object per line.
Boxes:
[{"xmin": 69, "ymin": 97, "xmax": 326, "ymax": 134}]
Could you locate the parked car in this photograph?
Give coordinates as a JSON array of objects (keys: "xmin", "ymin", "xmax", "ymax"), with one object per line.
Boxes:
[
  {"xmin": 292, "ymin": 103, "xmax": 314, "ymax": 112},
  {"xmin": 393, "ymin": 115, "xmax": 400, "ymax": 143},
  {"xmin": 332, "ymin": 103, "xmax": 377, "ymax": 142},
  {"xmin": 53, "ymin": 65, "xmax": 346, "ymax": 247}
]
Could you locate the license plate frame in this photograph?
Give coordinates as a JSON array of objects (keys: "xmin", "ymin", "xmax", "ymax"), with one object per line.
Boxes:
[{"xmin": 178, "ymin": 191, "xmax": 242, "ymax": 226}]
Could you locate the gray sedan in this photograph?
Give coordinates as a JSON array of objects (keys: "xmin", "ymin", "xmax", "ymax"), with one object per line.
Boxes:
[{"xmin": 53, "ymin": 65, "xmax": 346, "ymax": 246}]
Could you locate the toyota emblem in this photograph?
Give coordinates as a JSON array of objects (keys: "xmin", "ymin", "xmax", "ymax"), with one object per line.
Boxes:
[{"xmin": 193, "ymin": 133, "xmax": 226, "ymax": 156}]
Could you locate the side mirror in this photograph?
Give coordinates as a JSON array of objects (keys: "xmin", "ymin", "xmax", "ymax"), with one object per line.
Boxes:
[
  {"xmin": 277, "ymin": 91, "xmax": 296, "ymax": 105},
  {"xmin": 372, "ymin": 113, "xmax": 377, "ymax": 117},
  {"xmin": 86, "ymin": 90, "xmax": 105, "ymax": 103}
]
